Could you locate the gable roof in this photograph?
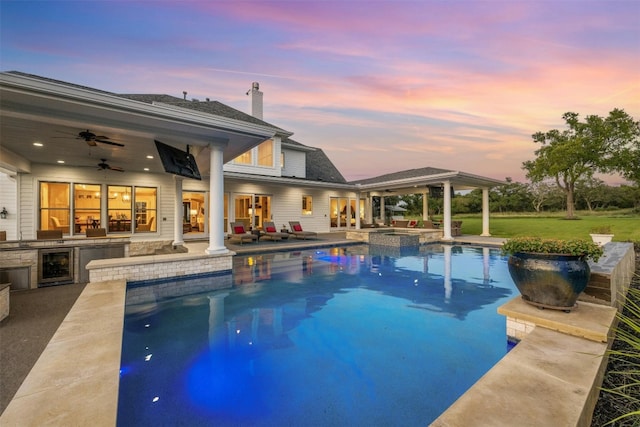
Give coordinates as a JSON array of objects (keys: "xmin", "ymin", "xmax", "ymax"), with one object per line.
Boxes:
[{"xmin": 350, "ymin": 167, "xmax": 454, "ymax": 185}]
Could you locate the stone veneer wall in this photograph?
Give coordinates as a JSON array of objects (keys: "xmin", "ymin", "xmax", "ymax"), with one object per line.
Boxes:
[
  {"xmin": 506, "ymin": 316, "xmax": 536, "ymax": 341},
  {"xmin": 129, "ymin": 240, "xmax": 173, "ymax": 256},
  {"xmin": 585, "ymin": 242, "xmax": 636, "ymax": 308},
  {"xmin": 87, "ymin": 252, "xmax": 233, "ymax": 284},
  {"xmin": 345, "ymin": 228, "xmax": 442, "ymax": 244},
  {"xmin": 0, "ymin": 249, "xmax": 37, "ymax": 289},
  {"xmin": 0, "ymin": 283, "xmax": 10, "ymax": 321}
]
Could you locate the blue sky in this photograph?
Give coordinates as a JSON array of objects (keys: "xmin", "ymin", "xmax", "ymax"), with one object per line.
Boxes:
[{"xmin": 2, "ymin": 0, "xmax": 639, "ymax": 183}]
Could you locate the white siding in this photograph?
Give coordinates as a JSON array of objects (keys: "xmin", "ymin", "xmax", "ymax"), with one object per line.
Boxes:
[
  {"xmin": 280, "ymin": 149, "xmax": 306, "ymax": 178},
  {"xmin": 0, "ymin": 172, "xmax": 18, "ymax": 240}
]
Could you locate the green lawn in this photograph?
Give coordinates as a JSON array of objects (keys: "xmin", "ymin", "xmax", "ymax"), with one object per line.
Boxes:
[{"xmin": 452, "ymin": 213, "xmax": 640, "ymax": 241}]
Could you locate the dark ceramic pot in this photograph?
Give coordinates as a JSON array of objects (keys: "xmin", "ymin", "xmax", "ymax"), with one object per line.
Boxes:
[{"xmin": 507, "ymin": 252, "xmax": 591, "ymax": 311}]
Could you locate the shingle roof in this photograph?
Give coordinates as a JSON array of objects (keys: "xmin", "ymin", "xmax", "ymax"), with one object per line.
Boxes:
[
  {"xmin": 350, "ymin": 166, "xmax": 454, "ymax": 185},
  {"xmin": 118, "ymin": 95, "xmax": 290, "ymax": 135},
  {"xmin": 306, "ymin": 148, "xmax": 347, "ymax": 183}
]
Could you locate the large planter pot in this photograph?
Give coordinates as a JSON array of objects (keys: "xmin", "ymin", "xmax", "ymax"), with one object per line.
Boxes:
[
  {"xmin": 507, "ymin": 252, "xmax": 591, "ymax": 311},
  {"xmin": 589, "ymin": 233, "xmax": 613, "ymax": 247}
]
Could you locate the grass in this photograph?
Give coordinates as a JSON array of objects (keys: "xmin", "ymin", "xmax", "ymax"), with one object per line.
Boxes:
[{"xmin": 445, "ymin": 212, "xmax": 640, "ymax": 241}]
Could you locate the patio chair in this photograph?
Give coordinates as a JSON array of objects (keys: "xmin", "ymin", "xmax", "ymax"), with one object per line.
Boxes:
[
  {"xmin": 37, "ymin": 229, "xmax": 63, "ymax": 240},
  {"xmin": 288, "ymin": 221, "xmax": 317, "ymax": 240},
  {"xmin": 229, "ymin": 221, "xmax": 258, "ymax": 245},
  {"xmin": 263, "ymin": 221, "xmax": 289, "ymax": 241}
]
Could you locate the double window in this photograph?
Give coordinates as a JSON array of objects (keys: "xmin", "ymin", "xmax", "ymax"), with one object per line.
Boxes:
[{"xmin": 233, "ymin": 139, "xmax": 274, "ymax": 167}]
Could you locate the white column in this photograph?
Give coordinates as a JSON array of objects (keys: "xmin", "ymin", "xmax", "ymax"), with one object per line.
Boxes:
[
  {"xmin": 422, "ymin": 192, "xmax": 429, "ymax": 221},
  {"xmin": 365, "ymin": 194, "xmax": 372, "ymax": 223},
  {"xmin": 173, "ymin": 176, "xmax": 184, "ymax": 247},
  {"xmin": 206, "ymin": 140, "xmax": 229, "ymax": 255},
  {"xmin": 481, "ymin": 187, "xmax": 491, "ymax": 236},
  {"xmin": 442, "ymin": 181, "xmax": 452, "ymax": 240},
  {"xmin": 443, "ymin": 245, "xmax": 452, "ymax": 302},
  {"xmin": 380, "ymin": 196, "xmax": 385, "ymax": 224},
  {"xmin": 355, "ymin": 193, "xmax": 361, "ymax": 229}
]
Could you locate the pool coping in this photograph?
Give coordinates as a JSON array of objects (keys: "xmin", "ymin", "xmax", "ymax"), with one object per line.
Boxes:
[{"xmin": 0, "ymin": 241, "xmax": 631, "ymax": 426}]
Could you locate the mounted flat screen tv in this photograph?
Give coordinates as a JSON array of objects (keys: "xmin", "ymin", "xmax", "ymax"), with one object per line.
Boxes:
[{"xmin": 155, "ymin": 140, "xmax": 201, "ymax": 180}]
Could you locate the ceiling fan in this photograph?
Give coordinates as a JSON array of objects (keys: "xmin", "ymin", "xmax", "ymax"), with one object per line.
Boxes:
[
  {"xmin": 97, "ymin": 158, "xmax": 124, "ymax": 172},
  {"xmin": 78, "ymin": 129, "xmax": 125, "ymax": 147}
]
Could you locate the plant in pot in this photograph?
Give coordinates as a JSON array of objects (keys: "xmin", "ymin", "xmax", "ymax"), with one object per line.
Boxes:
[
  {"xmin": 589, "ymin": 225, "xmax": 614, "ymax": 246},
  {"xmin": 501, "ymin": 237, "xmax": 604, "ymax": 312}
]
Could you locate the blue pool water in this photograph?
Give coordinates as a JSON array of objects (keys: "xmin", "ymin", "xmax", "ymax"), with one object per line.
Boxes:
[{"xmin": 117, "ymin": 244, "xmax": 516, "ymax": 426}]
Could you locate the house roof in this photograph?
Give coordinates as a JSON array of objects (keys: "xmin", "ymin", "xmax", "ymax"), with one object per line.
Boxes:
[
  {"xmin": 350, "ymin": 167, "xmax": 454, "ymax": 185},
  {"xmin": 306, "ymin": 148, "xmax": 347, "ymax": 183},
  {"xmin": 119, "ymin": 94, "xmax": 291, "ymax": 137}
]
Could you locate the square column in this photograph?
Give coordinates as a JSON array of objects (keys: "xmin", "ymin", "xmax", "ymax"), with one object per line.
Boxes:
[{"xmin": 206, "ymin": 140, "xmax": 229, "ymax": 255}]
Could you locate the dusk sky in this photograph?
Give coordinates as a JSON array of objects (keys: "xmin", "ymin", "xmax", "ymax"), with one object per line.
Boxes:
[{"xmin": 1, "ymin": 1, "xmax": 639, "ymax": 184}]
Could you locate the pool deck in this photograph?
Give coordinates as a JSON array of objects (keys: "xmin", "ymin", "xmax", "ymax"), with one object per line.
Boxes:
[{"xmin": 0, "ymin": 233, "xmax": 627, "ymax": 426}]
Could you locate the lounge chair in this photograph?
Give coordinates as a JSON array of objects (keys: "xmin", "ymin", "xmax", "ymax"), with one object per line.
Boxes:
[
  {"xmin": 263, "ymin": 221, "xmax": 288, "ymax": 241},
  {"xmin": 288, "ymin": 221, "xmax": 317, "ymax": 240},
  {"xmin": 229, "ymin": 221, "xmax": 258, "ymax": 245}
]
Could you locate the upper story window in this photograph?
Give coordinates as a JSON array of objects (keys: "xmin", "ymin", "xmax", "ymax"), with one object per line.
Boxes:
[
  {"xmin": 233, "ymin": 139, "xmax": 274, "ymax": 167},
  {"xmin": 257, "ymin": 140, "xmax": 273, "ymax": 167},
  {"xmin": 280, "ymin": 152, "xmax": 285, "ymax": 168}
]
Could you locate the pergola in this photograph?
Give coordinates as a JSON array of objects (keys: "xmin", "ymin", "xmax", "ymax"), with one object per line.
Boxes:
[{"xmin": 352, "ymin": 168, "xmax": 506, "ymax": 240}]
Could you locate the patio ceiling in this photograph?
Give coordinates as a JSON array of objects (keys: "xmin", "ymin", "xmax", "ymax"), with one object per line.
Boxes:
[{"xmin": 0, "ymin": 72, "xmax": 276, "ymax": 176}]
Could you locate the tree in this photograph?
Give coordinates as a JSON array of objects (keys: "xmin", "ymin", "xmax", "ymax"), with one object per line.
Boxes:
[
  {"xmin": 528, "ymin": 181, "xmax": 563, "ymax": 212},
  {"xmin": 523, "ymin": 109, "xmax": 639, "ymax": 219},
  {"xmin": 575, "ymin": 177, "xmax": 608, "ymax": 211}
]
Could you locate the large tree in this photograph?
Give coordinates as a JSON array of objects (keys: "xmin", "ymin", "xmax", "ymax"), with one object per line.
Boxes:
[{"xmin": 523, "ymin": 109, "xmax": 639, "ymax": 219}]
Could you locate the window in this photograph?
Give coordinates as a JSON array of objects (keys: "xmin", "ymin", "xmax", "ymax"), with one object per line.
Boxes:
[
  {"xmin": 280, "ymin": 152, "xmax": 285, "ymax": 168},
  {"xmin": 107, "ymin": 185, "xmax": 132, "ymax": 232},
  {"xmin": 302, "ymin": 195, "xmax": 313, "ymax": 215},
  {"xmin": 233, "ymin": 150, "xmax": 252, "ymax": 164},
  {"xmin": 134, "ymin": 187, "xmax": 157, "ymax": 232},
  {"xmin": 74, "ymin": 183, "xmax": 101, "ymax": 234},
  {"xmin": 233, "ymin": 139, "xmax": 274, "ymax": 167},
  {"xmin": 257, "ymin": 140, "xmax": 273, "ymax": 167},
  {"xmin": 40, "ymin": 182, "xmax": 70, "ymax": 233}
]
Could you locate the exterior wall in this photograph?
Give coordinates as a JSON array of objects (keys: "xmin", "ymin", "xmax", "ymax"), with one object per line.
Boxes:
[
  {"xmin": 225, "ymin": 182, "xmax": 356, "ymax": 233},
  {"xmin": 18, "ymin": 164, "xmax": 177, "ymax": 242},
  {"xmin": 281, "ymin": 149, "xmax": 306, "ymax": 178},
  {"xmin": 0, "ymin": 172, "xmax": 18, "ymax": 240}
]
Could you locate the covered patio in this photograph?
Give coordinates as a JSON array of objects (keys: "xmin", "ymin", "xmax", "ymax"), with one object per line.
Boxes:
[{"xmin": 351, "ymin": 167, "xmax": 505, "ymax": 240}]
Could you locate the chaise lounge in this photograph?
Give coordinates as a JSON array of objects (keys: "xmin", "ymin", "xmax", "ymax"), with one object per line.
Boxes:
[
  {"xmin": 229, "ymin": 222, "xmax": 258, "ymax": 245},
  {"xmin": 288, "ymin": 221, "xmax": 317, "ymax": 240},
  {"xmin": 263, "ymin": 221, "xmax": 289, "ymax": 241}
]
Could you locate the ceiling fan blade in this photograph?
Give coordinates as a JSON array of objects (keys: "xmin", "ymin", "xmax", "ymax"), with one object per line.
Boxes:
[
  {"xmin": 95, "ymin": 138, "xmax": 125, "ymax": 147},
  {"xmin": 109, "ymin": 166, "xmax": 125, "ymax": 172}
]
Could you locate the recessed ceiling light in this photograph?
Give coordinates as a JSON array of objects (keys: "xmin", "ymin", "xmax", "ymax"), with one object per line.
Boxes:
[
  {"xmin": 143, "ymin": 168, "xmax": 149, "ymax": 171},
  {"xmin": 33, "ymin": 142, "xmax": 43, "ymax": 147},
  {"xmin": 57, "ymin": 160, "xmax": 65, "ymax": 164},
  {"xmin": 146, "ymin": 155, "xmax": 154, "ymax": 159}
]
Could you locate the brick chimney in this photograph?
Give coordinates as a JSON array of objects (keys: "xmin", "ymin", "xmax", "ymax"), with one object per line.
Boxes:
[{"xmin": 247, "ymin": 82, "xmax": 263, "ymax": 120}]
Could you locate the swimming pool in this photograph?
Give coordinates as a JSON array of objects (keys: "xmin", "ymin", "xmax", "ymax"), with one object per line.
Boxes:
[{"xmin": 117, "ymin": 244, "xmax": 516, "ymax": 426}]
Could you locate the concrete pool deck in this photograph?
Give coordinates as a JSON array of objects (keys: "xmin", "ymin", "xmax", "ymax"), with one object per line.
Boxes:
[{"xmin": 0, "ymin": 235, "xmax": 633, "ymax": 426}]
